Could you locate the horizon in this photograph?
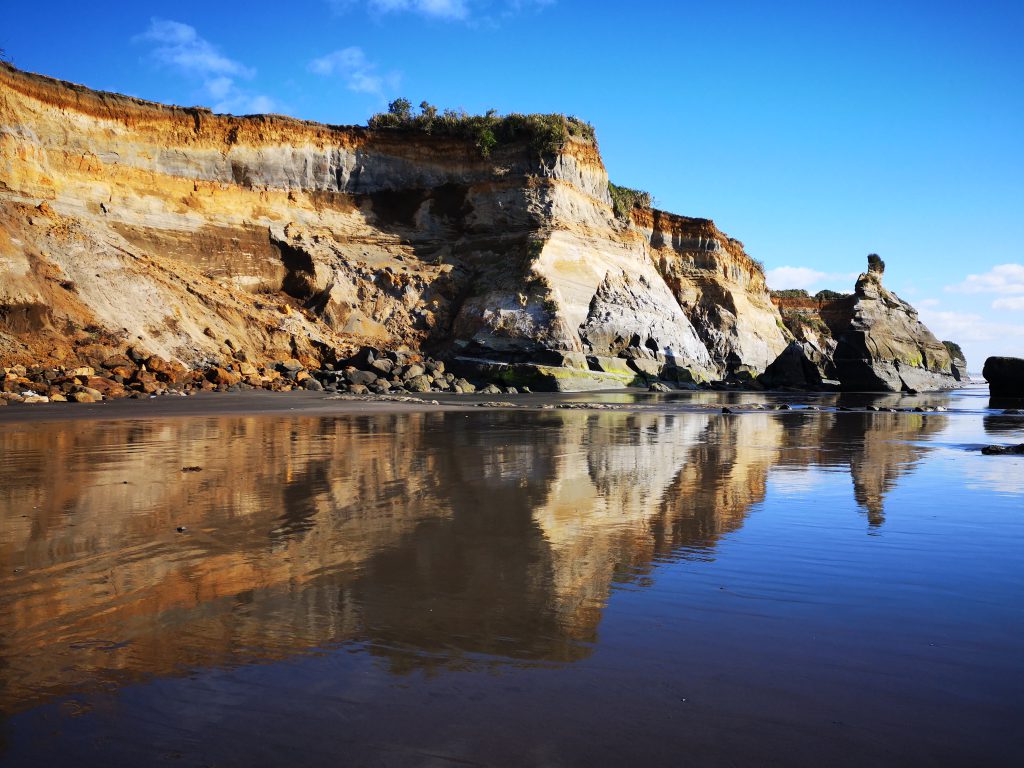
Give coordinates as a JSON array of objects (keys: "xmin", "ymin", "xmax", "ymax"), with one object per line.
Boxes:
[{"xmin": 4, "ymin": 0, "xmax": 1022, "ymax": 367}]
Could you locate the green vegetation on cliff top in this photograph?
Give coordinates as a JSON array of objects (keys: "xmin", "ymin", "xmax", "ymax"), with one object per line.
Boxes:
[
  {"xmin": 942, "ymin": 340, "xmax": 965, "ymax": 359},
  {"xmin": 607, "ymin": 182, "xmax": 653, "ymax": 219},
  {"xmin": 771, "ymin": 288, "xmax": 851, "ymax": 301},
  {"xmin": 369, "ymin": 99, "xmax": 595, "ymax": 158}
]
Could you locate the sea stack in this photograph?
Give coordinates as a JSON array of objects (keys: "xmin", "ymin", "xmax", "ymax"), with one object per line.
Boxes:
[{"xmin": 765, "ymin": 254, "xmax": 960, "ymax": 392}]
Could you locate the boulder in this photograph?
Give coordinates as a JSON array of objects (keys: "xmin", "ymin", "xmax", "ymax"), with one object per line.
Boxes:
[
  {"xmin": 206, "ymin": 367, "xmax": 241, "ymax": 387},
  {"xmin": 370, "ymin": 358, "xmax": 394, "ymax": 375},
  {"xmin": 101, "ymin": 355, "xmax": 133, "ymax": 370},
  {"xmin": 405, "ymin": 374, "xmax": 433, "ymax": 393},
  {"xmin": 402, "ymin": 363, "xmax": 426, "ymax": 380},
  {"xmin": 759, "ymin": 342, "xmax": 825, "ymax": 389},
  {"xmin": 86, "ymin": 376, "xmax": 125, "ymax": 398},
  {"xmin": 346, "ymin": 346, "xmax": 378, "ymax": 369},
  {"xmin": 346, "ymin": 369, "xmax": 378, "ymax": 386},
  {"xmin": 983, "ymin": 357, "xmax": 1024, "ymax": 398}
]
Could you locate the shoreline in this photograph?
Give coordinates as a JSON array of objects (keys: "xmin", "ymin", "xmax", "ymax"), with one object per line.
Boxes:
[{"xmin": 0, "ymin": 385, "xmax": 995, "ymax": 427}]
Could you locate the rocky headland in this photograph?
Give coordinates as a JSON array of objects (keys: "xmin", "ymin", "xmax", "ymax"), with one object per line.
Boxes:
[{"xmin": 0, "ymin": 63, "xmax": 963, "ymax": 402}]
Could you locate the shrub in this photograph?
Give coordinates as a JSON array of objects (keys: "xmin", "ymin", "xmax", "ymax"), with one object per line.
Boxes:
[
  {"xmin": 867, "ymin": 253, "xmax": 885, "ymax": 273},
  {"xmin": 942, "ymin": 340, "xmax": 965, "ymax": 359},
  {"xmin": 771, "ymin": 289, "xmax": 810, "ymax": 299},
  {"xmin": 607, "ymin": 182, "xmax": 652, "ymax": 219},
  {"xmin": 388, "ymin": 98, "xmax": 412, "ymax": 121},
  {"xmin": 814, "ymin": 289, "xmax": 850, "ymax": 301},
  {"xmin": 368, "ymin": 100, "xmax": 596, "ymax": 158}
]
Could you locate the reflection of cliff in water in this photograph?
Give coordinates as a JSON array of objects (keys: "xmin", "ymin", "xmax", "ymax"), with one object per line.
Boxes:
[
  {"xmin": 774, "ymin": 411, "xmax": 946, "ymax": 526},
  {"xmin": 0, "ymin": 407, "xmax": 942, "ymax": 710}
]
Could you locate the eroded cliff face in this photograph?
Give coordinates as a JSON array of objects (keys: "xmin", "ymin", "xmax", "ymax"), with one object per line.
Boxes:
[{"xmin": 0, "ymin": 64, "xmax": 786, "ymax": 386}]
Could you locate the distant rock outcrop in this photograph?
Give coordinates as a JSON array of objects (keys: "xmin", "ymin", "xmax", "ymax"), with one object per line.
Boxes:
[
  {"xmin": 766, "ymin": 258, "xmax": 958, "ymax": 392},
  {"xmin": 831, "ymin": 259, "xmax": 957, "ymax": 391},
  {"xmin": 943, "ymin": 341, "xmax": 969, "ymax": 381}
]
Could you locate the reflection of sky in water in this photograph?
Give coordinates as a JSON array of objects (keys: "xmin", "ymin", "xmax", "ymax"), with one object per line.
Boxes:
[
  {"xmin": 768, "ymin": 466, "xmax": 834, "ymax": 494},
  {"xmin": 963, "ymin": 463, "xmax": 1024, "ymax": 495}
]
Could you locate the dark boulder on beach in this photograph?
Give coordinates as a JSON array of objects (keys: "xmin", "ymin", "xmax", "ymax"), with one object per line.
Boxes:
[{"xmin": 983, "ymin": 356, "xmax": 1024, "ymax": 397}]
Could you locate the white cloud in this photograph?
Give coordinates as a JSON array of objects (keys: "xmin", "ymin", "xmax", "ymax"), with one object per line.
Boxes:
[
  {"xmin": 946, "ymin": 263, "xmax": 1024, "ymax": 295},
  {"xmin": 204, "ymin": 76, "xmax": 235, "ymax": 100},
  {"xmin": 309, "ymin": 47, "xmax": 400, "ymax": 97},
  {"xmin": 327, "ymin": 0, "xmax": 550, "ymax": 21},
  {"xmin": 918, "ymin": 307, "xmax": 1024, "ymax": 343},
  {"xmin": 212, "ymin": 93, "xmax": 280, "ymax": 115},
  {"xmin": 136, "ymin": 19, "xmax": 253, "ymax": 79},
  {"xmin": 993, "ymin": 296, "xmax": 1024, "ymax": 311},
  {"xmin": 329, "ymin": 0, "xmax": 468, "ymax": 18},
  {"xmin": 764, "ymin": 266, "xmax": 858, "ymax": 292},
  {"xmin": 135, "ymin": 19, "xmax": 278, "ymax": 116}
]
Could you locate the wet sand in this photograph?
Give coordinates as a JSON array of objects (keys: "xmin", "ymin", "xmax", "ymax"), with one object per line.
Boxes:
[{"xmin": 0, "ymin": 387, "xmax": 1021, "ymax": 766}]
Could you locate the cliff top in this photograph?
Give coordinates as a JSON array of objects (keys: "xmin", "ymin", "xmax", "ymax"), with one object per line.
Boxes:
[{"xmin": 367, "ymin": 98, "xmax": 596, "ymax": 158}]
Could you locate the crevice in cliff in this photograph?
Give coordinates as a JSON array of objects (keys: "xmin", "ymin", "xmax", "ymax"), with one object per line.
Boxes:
[{"xmin": 271, "ymin": 233, "xmax": 316, "ymax": 301}]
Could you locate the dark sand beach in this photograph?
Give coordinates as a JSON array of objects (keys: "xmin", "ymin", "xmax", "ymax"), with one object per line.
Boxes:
[{"xmin": 1, "ymin": 387, "xmax": 1022, "ymax": 766}]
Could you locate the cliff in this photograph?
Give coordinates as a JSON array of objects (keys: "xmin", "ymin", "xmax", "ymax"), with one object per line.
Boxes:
[
  {"xmin": 0, "ymin": 64, "xmax": 960, "ymax": 392},
  {"xmin": 0, "ymin": 63, "xmax": 785, "ymax": 388}
]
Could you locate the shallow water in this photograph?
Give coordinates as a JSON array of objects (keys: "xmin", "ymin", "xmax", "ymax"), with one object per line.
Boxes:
[{"xmin": 0, "ymin": 389, "xmax": 1022, "ymax": 766}]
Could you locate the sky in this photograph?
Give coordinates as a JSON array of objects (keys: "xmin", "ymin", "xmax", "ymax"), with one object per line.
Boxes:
[{"xmin": 4, "ymin": 0, "xmax": 1023, "ymax": 368}]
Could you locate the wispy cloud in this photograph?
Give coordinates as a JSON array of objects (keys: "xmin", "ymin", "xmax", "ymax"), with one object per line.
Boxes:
[
  {"xmin": 946, "ymin": 263, "xmax": 1024, "ymax": 295},
  {"xmin": 917, "ymin": 306, "xmax": 1024, "ymax": 345},
  {"xmin": 992, "ymin": 296, "xmax": 1024, "ymax": 311},
  {"xmin": 134, "ymin": 18, "xmax": 279, "ymax": 115},
  {"xmin": 327, "ymin": 0, "xmax": 551, "ymax": 22},
  {"xmin": 308, "ymin": 47, "xmax": 400, "ymax": 98},
  {"xmin": 135, "ymin": 18, "xmax": 252, "ymax": 78},
  {"xmin": 764, "ymin": 266, "xmax": 858, "ymax": 292}
]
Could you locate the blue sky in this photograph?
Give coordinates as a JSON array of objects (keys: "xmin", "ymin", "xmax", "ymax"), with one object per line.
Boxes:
[{"xmin": 4, "ymin": 0, "xmax": 1023, "ymax": 368}]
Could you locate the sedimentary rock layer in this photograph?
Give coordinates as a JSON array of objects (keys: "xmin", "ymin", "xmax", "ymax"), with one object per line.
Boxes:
[{"xmin": 0, "ymin": 63, "xmax": 788, "ymax": 386}]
